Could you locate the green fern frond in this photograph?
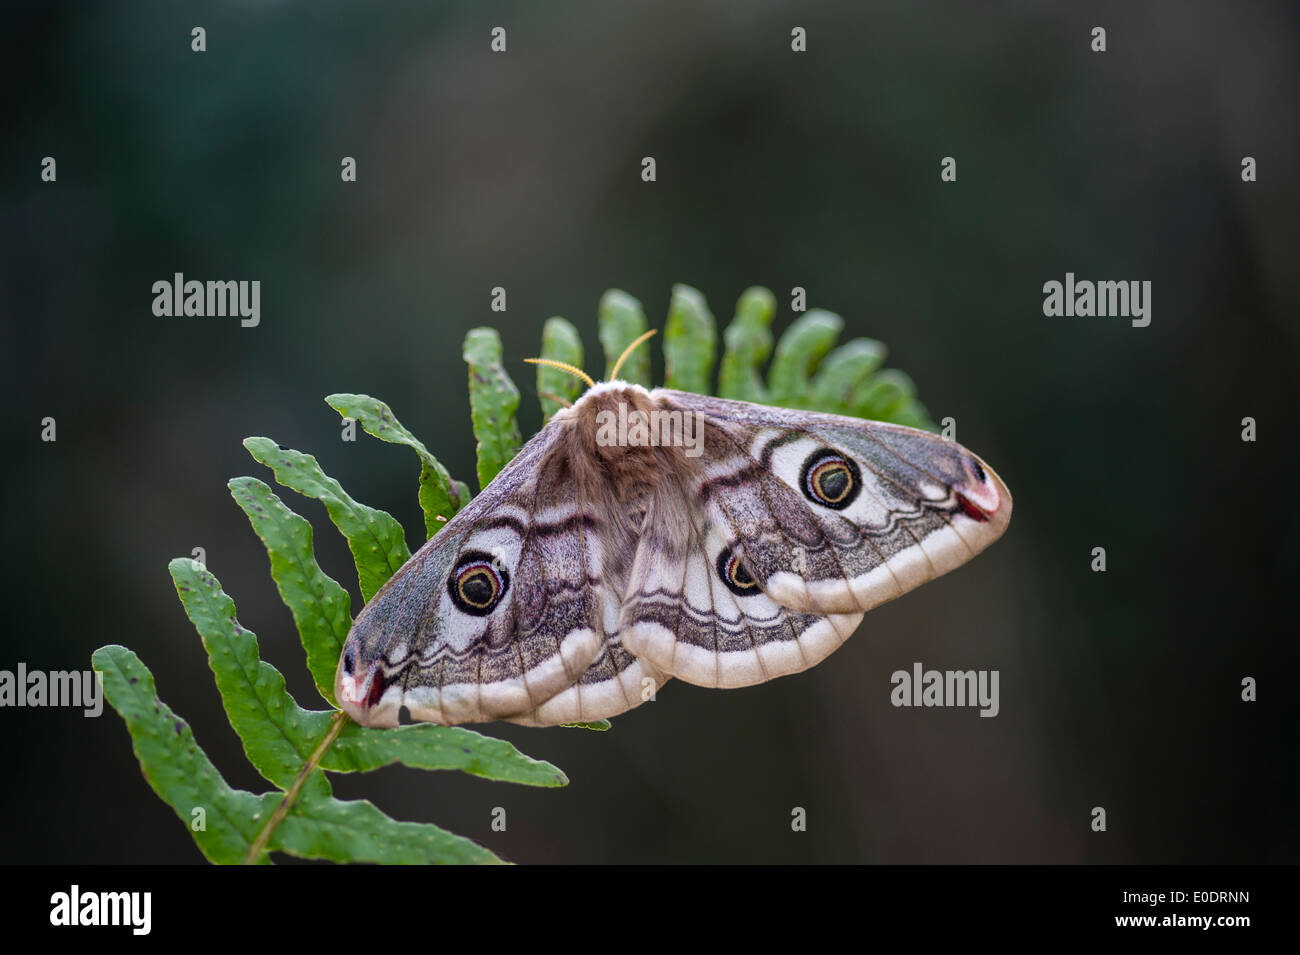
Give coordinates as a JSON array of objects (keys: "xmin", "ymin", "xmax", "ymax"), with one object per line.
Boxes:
[{"xmin": 95, "ymin": 284, "xmax": 934, "ymax": 864}]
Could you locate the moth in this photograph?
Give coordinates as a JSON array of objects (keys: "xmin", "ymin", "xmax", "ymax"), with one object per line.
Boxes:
[{"xmin": 336, "ymin": 338, "xmax": 1012, "ymax": 728}]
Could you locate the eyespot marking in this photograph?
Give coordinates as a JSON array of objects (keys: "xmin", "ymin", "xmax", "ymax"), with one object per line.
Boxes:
[
  {"xmin": 716, "ymin": 546, "xmax": 760, "ymax": 597},
  {"xmin": 799, "ymin": 449, "xmax": 862, "ymax": 510},
  {"xmin": 448, "ymin": 550, "xmax": 509, "ymax": 615}
]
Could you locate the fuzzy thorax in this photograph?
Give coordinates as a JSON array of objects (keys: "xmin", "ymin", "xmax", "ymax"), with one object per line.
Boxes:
[{"xmin": 551, "ymin": 382, "xmax": 681, "ymax": 504}]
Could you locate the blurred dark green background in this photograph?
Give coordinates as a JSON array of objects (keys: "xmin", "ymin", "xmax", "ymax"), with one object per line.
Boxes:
[{"xmin": 2, "ymin": 1, "xmax": 1297, "ymax": 863}]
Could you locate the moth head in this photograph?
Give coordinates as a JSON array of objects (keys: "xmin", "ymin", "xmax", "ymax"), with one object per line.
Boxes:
[
  {"xmin": 524, "ymin": 328, "xmax": 658, "ymax": 408},
  {"xmin": 528, "ymin": 329, "xmax": 694, "ymax": 512}
]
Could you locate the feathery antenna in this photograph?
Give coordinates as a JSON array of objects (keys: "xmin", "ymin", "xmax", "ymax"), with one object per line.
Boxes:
[
  {"xmin": 609, "ymin": 328, "xmax": 657, "ymax": 380},
  {"xmin": 523, "ymin": 357, "xmax": 596, "ymax": 389}
]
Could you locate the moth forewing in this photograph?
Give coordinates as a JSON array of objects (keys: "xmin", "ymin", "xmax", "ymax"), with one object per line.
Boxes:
[{"xmin": 648, "ymin": 390, "xmax": 1013, "ymax": 619}]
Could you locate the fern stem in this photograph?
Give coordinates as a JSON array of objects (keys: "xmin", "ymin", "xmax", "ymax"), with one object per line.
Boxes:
[{"xmin": 244, "ymin": 710, "xmax": 349, "ymax": 864}]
